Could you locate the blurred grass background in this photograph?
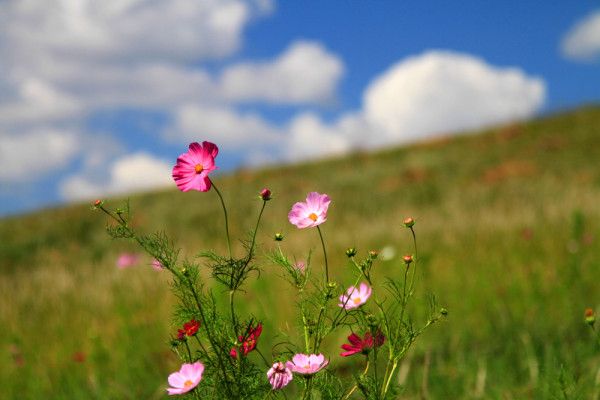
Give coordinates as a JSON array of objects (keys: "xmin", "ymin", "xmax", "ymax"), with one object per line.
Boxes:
[{"xmin": 1, "ymin": 106, "xmax": 599, "ymax": 399}]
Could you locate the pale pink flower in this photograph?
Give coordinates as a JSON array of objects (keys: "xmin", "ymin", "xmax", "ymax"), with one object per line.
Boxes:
[
  {"xmin": 172, "ymin": 142, "xmax": 218, "ymax": 192},
  {"xmin": 267, "ymin": 361, "xmax": 293, "ymax": 390},
  {"xmin": 151, "ymin": 259, "xmax": 164, "ymax": 271},
  {"xmin": 286, "ymin": 353, "xmax": 328, "ymax": 375},
  {"xmin": 338, "ymin": 282, "xmax": 372, "ymax": 310},
  {"xmin": 166, "ymin": 362, "xmax": 204, "ymax": 395},
  {"xmin": 116, "ymin": 253, "xmax": 140, "ymax": 269},
  {"xmin": 294, "ymin": 260, "xmax": 306, "ymax": 273},
  {"xmin": 288, "ymin": 192, "xmax": 331, "ymax": 229}
]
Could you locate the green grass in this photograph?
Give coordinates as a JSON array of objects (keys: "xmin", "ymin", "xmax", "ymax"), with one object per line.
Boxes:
[{"xmin": 2, "ymin": 106, "xmax": 600, "ymax": 399}]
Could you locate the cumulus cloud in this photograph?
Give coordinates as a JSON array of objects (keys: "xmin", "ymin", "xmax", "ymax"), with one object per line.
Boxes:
[
  {"xmin": 362, "ymin": 51, "xmax": 546, "ymax": 144},
  {"xmin": 60, "ymin": 152, "xmax": 172, "ymax": 201},
  {"xmin": 221, "ymin": 41, "xmax": 344, "ymax": 104},
  {"xmin": 561, "ymin": 10, "xmax": 600, "ymax": 61},
  {"xmin": 0, "ymin": 129, "xmax": 80, "ymax": 182}
]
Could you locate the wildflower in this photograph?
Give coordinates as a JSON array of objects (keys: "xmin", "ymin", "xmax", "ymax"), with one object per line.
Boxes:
[
  {"xmin": 116, "ymin": 253, "xmax": 139, "ymax": 269},
  {"xmin": 338, "ymin": 282, "xmax": 372, "ymax": 310},
  {"xmin": 151, "ymin": 259, "xmax": 164, "ymax": 271},
  {"xmin": 260, "ymin": 188, "xmax": 272, "ymax": 201},
  {"xmin": 274, "ymin": 233, "xmax": 284, "ymax": 241},
  {"xmin": 267, "ymin": 361, "xmax": 293, "ymax": 390},
  {"xmin": 585, "ymin": 308, "xmax": 595, "ymax": 326},
  {"xmin": 230, "ymin": 322, "xmax": 263, "ymax": 358},
  {"xmin": 166, "ymin": 362, "xmax": 204, "ymax": 395},
  {"xmin": 340, "ymin": 331, "xmax": 385, "ymax": 357},
  {"xmin": 346, "ymin": 247, "xmax": 357, "ymax": 258},
  {"xmin": 368, "ymin": 250, "xmax": 379, "ymax": 259},
  {"xmin": 294, "ymin": 261, "xmax": 306, "ymax": 273},
  {"xmin": 288, "ymin": 192, "xmax": 331, "ymax": 229},
  {"xmin": 183, "ymin": 319, "xmax": 200, "ymax": 337},
  {"xmin": 403, "ymin": 255, "xmax": 413, "ymax": 265},
  {"xmin": 172, "ymin": 141, "xmax": 218, "ymax": 192},
  {"xmin": 286, "ymin": 353, "xmax": 329, "ymax": 375},
  {"xmin": 403, "ymin": 217, "xmax": 415, "ymax": 228}
]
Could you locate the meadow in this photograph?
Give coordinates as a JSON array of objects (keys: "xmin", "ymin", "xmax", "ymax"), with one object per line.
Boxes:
[{"xmin": 1, "ymin": 106, "xmax": 599, "ymax": 399}]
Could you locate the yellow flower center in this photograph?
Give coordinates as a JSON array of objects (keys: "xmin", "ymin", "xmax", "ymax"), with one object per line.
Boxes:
[
  {"xmin": 195, "ymin": 164, "xmax": 204, "ymax": 174},
  {"xmin": 308, "ymin": 213, "xmax": 318, "ymax": 221},
  {"xmin": 184, "ymin": 380, "xmax": 194, "ymax": 388},
  {"xmin": 353, "ymin": 297, "xmax": 362, "ymax": 305}
]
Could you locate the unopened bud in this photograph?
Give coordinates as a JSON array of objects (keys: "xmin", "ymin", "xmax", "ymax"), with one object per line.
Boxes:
[
  {"xmin": 115, "ymin": 208, "xmax": 124, "ymax": 215},
  {"xmin": 585, "ymin": 308, "xmax": 595, "ymax": 326},
  {"xmin": 260, "ymin": 188, "xmax": 272, "ymax": 201},
  {"xmin": 93, "ymin": 199, "xmax": 103, "ymax": 208},
  {"xmin": 327, "ymin": 281, "xmax": 337, "ymax": 290},
  {"xmin": 403, "ymin": 217, "xmax": 415, "ymax": 228},
  {"xmin": 366, "ymin": 314, "xmax": 378, "ymax": 327},
  {"xmin": 345, "ymin": 247, "xmax": 357, "ymax": 258},
  {"xmin": 368, "ymin": 250, "xmax": 379, "ymax": 259},
  {"xmin": 170, "ymin": 339, "xmax": 180, "ymax": 348},
  {"xmin": 440, "ymin": 308, "xmax": 448, "ymax": 316},
  {"xmin": 403, "ymin": 255, "xmax": 413, "ymax": 265},
  {"xmin": 274, "ymin": 233, "xmax": 284, "ymax": 241},
  {"xmin": 180, "ymin": 268, "xmax": 189, "ymax": 277}
]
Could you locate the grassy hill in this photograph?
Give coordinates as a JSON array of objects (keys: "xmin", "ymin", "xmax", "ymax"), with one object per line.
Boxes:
[{"xmin": 1, "ymin": 106, "xmax": 599, "ymax": 399}]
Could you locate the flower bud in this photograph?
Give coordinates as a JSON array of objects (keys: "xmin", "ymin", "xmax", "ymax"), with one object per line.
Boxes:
[
  {"xmin": 93, "ymin": 199, "xmax": 103, "ymax": 208},
  {"xmin": 115, "ymin": 208, "xmax": 124, "ymax": 215},
  {"xmin": 180, "ymin": 268, "xmax": 189, "ymax": 277},
  {"xmin": 345, "ymin": 247, "xmax": 357, "ymax": 258},
  {"xmin": 274, "ymin": 233, "xmax": 284, "ymax": 241},
  {"xmin": 369, "ymin": 250, "xmax": 379, "ymax": 259},
  {"xmin": 260, "ymin": 188, "xmax": 272, "ymax": 201},
  {"xmin": 440, "ymin": 308, "xmax": 448, "ymax": 316},
  {"xmin": 403, "ymin": 255, "xmax": 413, "ymax": 265},
  {"xmin": 585, "ymin": 308, "xmax": 595, "ymax": 326},
  {"xmin": 403, "ymin": 217, "xmax": 415, "ymax": 228},
  {"xmin": 326, "ymin": 281, "xmax": 337, "ymax": 290}
]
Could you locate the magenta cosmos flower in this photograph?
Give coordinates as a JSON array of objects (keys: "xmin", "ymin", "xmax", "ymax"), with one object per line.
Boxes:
[
  {"xmin": 338, "ymin": 282, "xmax": 372, "ymax": 310},
  {"xmin": 267, "ymin": 361, "xmax": 293, "ymax": 390},
  {"xmin": 288, "ymin": 192, "xmax": 331, "ymax": 229},
  {"xmin": 172, "ymin": 141, "xmax": 218, "ymax": 192},
  {"xmin": 340, "ymin": 331, "xmax": 385, "ymax": 357},
  {"xmin": 286, "ymin": 353, "xmax": 329, "ymax": 375},
  {"xmin": 166, "ymin": 362, "xmax": 204, "ymax": 395}
]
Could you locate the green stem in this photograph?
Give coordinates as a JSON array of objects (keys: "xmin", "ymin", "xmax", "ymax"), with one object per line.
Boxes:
[
  {"xmin": 184, "ymin": 340, "xmax": 193, "ymax": 362},
  {"xmin": 343, "ymin": 360, "xmax": 370, "ymax": 399},
  {"xmin": 211, "ymin": 180, "xmax": 232, "ymax": 259},
  {"xmin": 302, "ymin": 376, "xmax": 313, "ymax": 400},
  {"xmin": 247, "ymin": 200, "xmax": 267, "ymax": 262},
  {"xmin": 316, "ymin": 226, "xmax": 329, "ymax": 283},
  {"xmin": 229, "ymin": 290, "xmax": 237, "ymax": 333}
]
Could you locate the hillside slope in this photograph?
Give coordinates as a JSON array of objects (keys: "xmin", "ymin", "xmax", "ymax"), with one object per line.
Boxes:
[{"xmin": 1, "ymin": 106, "xmax": 599, "ymax": 399}]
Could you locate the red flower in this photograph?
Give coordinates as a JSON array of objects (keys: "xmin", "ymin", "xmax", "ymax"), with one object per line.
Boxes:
[
  {"xmin": 230, "ymin": 322, "xmax": 263, "ymax": 358},
  {"xmin": 340, "ymin": 331, "xmax": 385, "ymax": 357},
  {"xmin": 177, "ymin": 329, "xmax": 186, "ymax": 341},
  {"xmin": 183, "ymin": 319, "xmax": 200, "ymax": 337}
]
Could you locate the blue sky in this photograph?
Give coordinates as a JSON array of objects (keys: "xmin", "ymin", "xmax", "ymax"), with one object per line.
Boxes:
[{"xmin": 0, "ymin": 1, "xmax": 599, "ymax": 216}]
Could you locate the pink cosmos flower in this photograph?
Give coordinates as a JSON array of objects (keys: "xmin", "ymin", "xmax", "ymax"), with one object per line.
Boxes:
[
  {"xmin": 286, "ymin": 353, "xmax": 328, "ymax": 375},
  {"xmin": 294, "ymin": 260, "xmax": 306, "ymax": 273},
  {"xmin": 116, "ymin": 253, "xmax": 140, "ymax": 269},
  {"xmin": 288, "ymin": 192, "xmax": 331, "ymax": 229},
  {"xmin": 338, "ymin": 282, "xmax": 372, "ymax": 310},
  {"xmin": 267, "ymin": 361, "xmax": 293, "ymax": 390},
  {"xmin": 172, "ymin": 141, "xmax": 218, "ymax": 192},
  {"xmin": 340, "ymin": 331, "xmax": 385, "ymax": 357},
  {"xmin": 151, "ymin": 259, "xmax": 164, "ymax": 271},
  {"xmin": 166, "ymin": 362, "xmax": 204, "ymax": 395}
]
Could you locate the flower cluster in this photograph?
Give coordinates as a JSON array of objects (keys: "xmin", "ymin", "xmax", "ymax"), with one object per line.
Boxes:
[{"xmin": 95, "ymin": 140, "xmax": 444, "ymax": 399}]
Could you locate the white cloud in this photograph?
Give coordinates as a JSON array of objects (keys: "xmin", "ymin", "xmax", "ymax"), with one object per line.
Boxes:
[
  {"xmin": 166, "ymin": 104, "xmax": 282, "ymax": 147},
  {"xmin": 0, "ymin": 129, "xmax": 80, "ymax": 182},
  {"xmin": 561, "ymin": 10, "xmax": 600, "ymax": 61},
  {"xmin": 363, "ymin": 51, "xmax": 545, "ymax": 144},
  {"xmin": 221, "ymin": 41, "xmax": 344, "ymax": 104},
  {"xmin": 60, "ymin": 152, "xmax": 172, "ymax": 200}
]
